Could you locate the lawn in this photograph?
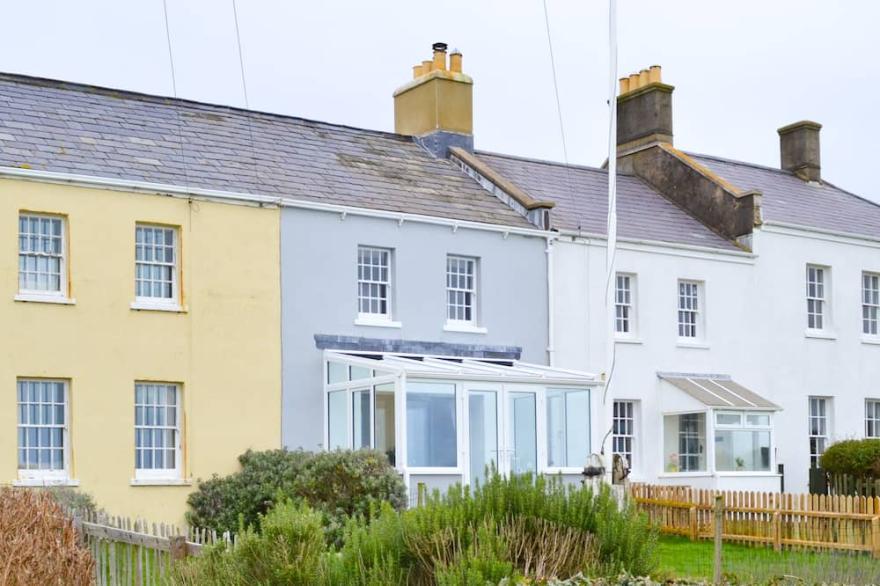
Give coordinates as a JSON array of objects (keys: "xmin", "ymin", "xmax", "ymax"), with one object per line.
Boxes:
[{"xmin": 656, "ymin": 536, "xmax": 880, "ymax": 584}]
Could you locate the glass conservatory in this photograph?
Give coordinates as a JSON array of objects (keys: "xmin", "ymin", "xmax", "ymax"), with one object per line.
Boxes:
[
  {"xmin": 658, "ymin": 373, "xmax": 781, "ymax": 490},
  {"xmin": 323, "ymin": 350, "xmax": 599, "ymax": 496}
]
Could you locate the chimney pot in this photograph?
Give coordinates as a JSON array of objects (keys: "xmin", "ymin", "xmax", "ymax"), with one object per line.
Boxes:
[
  {"xmin": 638, "ymin": 69, "xmax": 649, "ymax": 86},
  {"xmin": 432, "ymin": 42, "xmax": 448, "ymax": 52},
  {"xmin": 422, "ymin": 59, "xmax": 433, "ymax": 73},
  {"xmin": 648, "ymin": 65, "xmax": 662, "ymax": 84},
  {"xmin": 778, "ymin": 120, "xmax": 822, "ymax": 182},
  {"xmin": 619, "ymin": 77, "xmax": 630, "ymax": 94},
  {"xmin": 413, "ymin": 65, "xmax": 424, "ymax": 79},
  {"xmin": 449, "ymin": 50, "xmax": 463, "ymax": 73},
  {"xmin": 628, "ymin": 73, "xmax": 640, "ymax": 90}
]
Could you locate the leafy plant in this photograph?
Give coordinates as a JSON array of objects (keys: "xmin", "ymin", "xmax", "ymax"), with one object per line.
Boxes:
[{"xmin": 819, "ymin": 439, "xmax": 880, "ymax": 477}]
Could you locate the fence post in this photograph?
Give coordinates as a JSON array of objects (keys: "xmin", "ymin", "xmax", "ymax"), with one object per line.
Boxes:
[
  {"xmin": 772, "ymin": 511, "xmax": 781, "ymax": 552},
  {"xmin": 417, "ymin": 482, "xmax": 427, "ymax": 507},
  {"xmin": 689, "ymin": 505, "xmax": 698, "ymax": 541},
  {"xmin": 713, "ymin": 495, "xmax": 723, "ymax": 585},
  {"xmin": 170, "ymin": 535, "xmax": 188, "ymax": 562},
  {"xmin": 871, "ymin": 517, "xmax": 880, "ymax": 560}
]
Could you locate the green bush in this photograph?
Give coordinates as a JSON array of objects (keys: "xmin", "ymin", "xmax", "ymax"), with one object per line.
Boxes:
[
  {"xmin": 41, "ymin": 486, "xmax": 100, "ymax": 517},
  {"xmin": 186, "ymin": 448, "xmax": 406, "ymax": 540},
  {"xmin": 172, "ymin": 501, "xmax": 326, "ymax": 585},
  {"xmin": 186, "ymin": 449, "xmax": 310, "ymax": 534},
  {"xmin": 174, "ymin": 472, "xmax": 658, "ymax": 585},
  {"xmin": 819, "ymin": 439, "xmax": 880, "ymax": 477}
]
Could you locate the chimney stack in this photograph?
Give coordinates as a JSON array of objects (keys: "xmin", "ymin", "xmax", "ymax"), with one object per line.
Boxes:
[
  {"xmin": 616, "ymin": 65, "xmax": 674, "ymax": 155},
  {"xmin": 777, "ymin": 121, "xmax": 821, "ymax": 182},
  {"xmin": 394, "ymin": 42, "xmax": 474, "ymax": 157}
]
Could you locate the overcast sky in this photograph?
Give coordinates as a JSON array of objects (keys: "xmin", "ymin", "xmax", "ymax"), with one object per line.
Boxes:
[{"xmin": 1, "ymin": 1, "xmax": 878, "ymax": 203}]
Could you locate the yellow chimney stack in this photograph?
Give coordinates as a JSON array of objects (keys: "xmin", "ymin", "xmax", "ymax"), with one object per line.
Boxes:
[{"xmin": 394, "ymin": 42, "xmax": 474, "ymax": 138}]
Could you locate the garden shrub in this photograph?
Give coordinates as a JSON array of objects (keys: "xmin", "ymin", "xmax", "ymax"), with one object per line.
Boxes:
[
  {"xmin": 819, "ymin": 439, "xmax": 880, "ymax": 477},
  {"xmin": 185, "ymin": 448, "xmax": 311, "ymax": 533},
  {"xmin": 0, "ymin": 488, "xmax": 94, "ymax": 585},
  {"xmin": 186, "ymin": 448, "xmax": 406, "ymax": 541},
  {"xmin": 172, "ymin": 500, "xmax": 325, "ymax": 585},
  {"xmin": 41, "ymin": 486, "xmax": 99, "ymax": 517}
]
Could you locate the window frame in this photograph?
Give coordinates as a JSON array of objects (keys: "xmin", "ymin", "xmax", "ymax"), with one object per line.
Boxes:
[
  {"xmin": 614, "ymin": 273, "xmax": 637, "ymax": 338},
  {"xmin": 866, "ymin": 399, "xmax": 880, "ymax": 438},
  {"xmin": 806, "ymin": 265, "xmax": 829, "ymax": 332},
  {"xmin": 808, "ymin": 396, "xmax": 831, "ymax": 468},
  {"xmin": 677, "ymin": 279, "xmax": 704, "ymax": 342},
  {"xmin": 17, "ymin": 212, "xmax": 67, "ymax": 300},
  {"xmin": 133, "ymin": 382, "xmax": 183, "ymax": 481},
  {"xmin": 446, "ymin": 255, "xmax": 479, "ymax": 328},
  {"xmin": 612, "ymin": 400, "xmax": 637, "ymax": 471},
  {"xmin": 16, "ymin": 378, "xmax": 70, "ymax": 484},
  {"xmin": 863, "ymin": 272, "xmax": 880, "ymax": 338},
  {"xmin": 545, "ymin": 388, "xmax": 591, "ymax": 470},
  {"xmin": 133, "ymin": 223, "xmax": 180, "ymax": 310},
  {"xmin": 713, "ymin": 409, "xmax": 773, "ymax": 473},
  {"xmin": 356, "ymin": 246, "xmax": 394, "ymax": 324}
]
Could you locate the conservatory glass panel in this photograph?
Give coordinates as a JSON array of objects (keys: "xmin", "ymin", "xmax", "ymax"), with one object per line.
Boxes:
[
  {"xmin": 328, "ymin": 390, "xmax": 348, "ymax": 449},
  {"xmin": 508, "ymin": 392, "xmax": 537, "ymax": 475},
  {"xmin": 375, "ymin": 384, "xmax": 396, "ymax": 465},
  {"xmin": 715, "ymin": 429, "xmax": 771, "ymax": 472},
  {"xmin": 547, "ymin": 389, "xmax": 590, "ymax": 468},
  {"xmin": 352, "ymin": 389, "xmax": 371, "ymax": 449},
  {"xmin": 407, "ymin": 382, "xmax": 457, "ymax": 467},
  {"xmin": 468, "ymin": 390, "xmax": 498, "ymax": 485},
  {"xmin": 663, "ymin": 413, "xmax": 706, "ymax": 472}
]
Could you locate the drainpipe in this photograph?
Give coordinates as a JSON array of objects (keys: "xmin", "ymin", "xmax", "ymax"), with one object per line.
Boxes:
[{"xmin": 545, "ymin": 234, "xmax": 557, "ymax": 366}]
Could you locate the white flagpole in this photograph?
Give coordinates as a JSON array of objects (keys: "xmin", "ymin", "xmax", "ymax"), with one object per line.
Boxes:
[{"xmin": 602, "ymin": 0, "xmax": 619, "ymax": 470}]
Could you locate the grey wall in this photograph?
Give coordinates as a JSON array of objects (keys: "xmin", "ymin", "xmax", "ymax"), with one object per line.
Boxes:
[{"xmin": 280, "ymin": 207, "xmax": 549, "ymax": 450}]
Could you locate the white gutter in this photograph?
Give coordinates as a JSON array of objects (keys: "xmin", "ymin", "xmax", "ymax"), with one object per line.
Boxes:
[
  {"xmin": 557, "ymin": 228, "xmax": 756, "ymax": 260},
  {"xmin": 761, "ymin": 221, "xmax": 880, "ymax": 248},
  {"xmin": 0, "ymin": 166, "xmax": 551, "ymax": 239}
]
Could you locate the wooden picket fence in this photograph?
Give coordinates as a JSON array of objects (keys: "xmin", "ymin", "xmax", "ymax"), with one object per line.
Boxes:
[
  {"xmin": 630, "ymin": 484, "xmax": 880, "ymax": 558},
  {"xmin": 828, "ymin": 473, "xmax": 880, "ymax": 497},
  {"xmin": 72, "ymin": 511, "xmax": 233, "ymax": 585}
]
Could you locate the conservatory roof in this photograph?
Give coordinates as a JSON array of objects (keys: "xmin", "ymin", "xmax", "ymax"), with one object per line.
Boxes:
[
  {"xmin": 325, "ymin": 350, "xmax": 599, "ymax": 386},
  {"xmin": 658, "ymin": 373, "xmax": 781, "ymax": 410}
]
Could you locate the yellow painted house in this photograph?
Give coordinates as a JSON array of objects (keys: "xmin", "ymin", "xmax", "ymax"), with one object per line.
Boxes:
[{"xmin": 0, "ymin": 70, "xmax": 283, "ymax": 522}]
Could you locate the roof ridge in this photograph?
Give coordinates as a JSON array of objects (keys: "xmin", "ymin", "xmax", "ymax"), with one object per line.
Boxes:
[
  {"xmin": 690, "ymin": 150, "xmax": 880, "ymax": 209},
  {"xmin": 475, "ymin": 149, "xmax": 607, "ymax": 174},
  {"xmin": 0, "ymin": 71, "xmax": 414, "ymax": 144}
]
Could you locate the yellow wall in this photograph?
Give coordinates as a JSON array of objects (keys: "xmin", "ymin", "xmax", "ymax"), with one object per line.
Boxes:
[{"xmin": 0, "ymin": 178, "xmax": 281, "ymax": 523}]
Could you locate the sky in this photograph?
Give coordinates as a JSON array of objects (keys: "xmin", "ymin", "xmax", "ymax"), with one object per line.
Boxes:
[{"xmin": 1, "ymin": 0, "xmax": 878, "ymax": 203}]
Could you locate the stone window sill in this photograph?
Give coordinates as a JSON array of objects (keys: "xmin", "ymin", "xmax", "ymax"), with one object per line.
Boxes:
[{"xmin": 15, "ymin": 293, "xmax": 76, "ymax": 305}]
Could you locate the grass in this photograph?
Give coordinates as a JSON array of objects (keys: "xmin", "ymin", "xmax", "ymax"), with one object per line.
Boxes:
[{"xmin": 655, "ymin": 535, "xmax": 880, "ymax": 584}]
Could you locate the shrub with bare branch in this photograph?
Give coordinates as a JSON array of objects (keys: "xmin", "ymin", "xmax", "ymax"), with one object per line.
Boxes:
[{"xmin": 0, "ymin": 487, "xmax": 94, "ymax": 585}]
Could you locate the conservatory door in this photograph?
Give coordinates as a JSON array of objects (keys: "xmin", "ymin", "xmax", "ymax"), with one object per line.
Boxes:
[{"xmin": 466, "ymin": 387, "xmax": 499, "ymax": 486}]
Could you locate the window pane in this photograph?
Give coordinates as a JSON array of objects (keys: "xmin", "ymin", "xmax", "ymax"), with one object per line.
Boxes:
[
  {"xmin": 468, "ymin": 390, "xmax": 497, "ymax": 485},
  {"xmin": 328, "ymin": 390, "xmax": 349, "ymax": 450},
  {"xmin": 327, "ymin": 362, "xmax": 348, "ymax": 384},
  {"xmin": 716, "ymin": 412, "xmax": 742, "ymax": 426},
  {"xmin": 17, "ymin": 380, "xmax": 66, "ymax": 473},
  {"xmin": 715, "ymin": 430, "xmax": 771, "ymax": 471},
  {"xmin": 135, "ymin": 225, "xmax": 177, "ymax": 300},
  {"xmin": 508, "ymin": 392, "xmax": 537, "ymax": 475},
  {"xmin": 406, "ymin": 382, "xmax": 456, "ymax": 467},
  {"xmin": 375, "ymin": 384, "xmax": 396, "ymax": 466},
  {"xmin": 18, "ymin": 214, "xmax": 64, "ymax": 294},
  {"xmin": 663, "ymin": 413, "xmax": 706, "ymax": 472},
  {"xmin": 352, "ymin": 389, "xmax": 371, "ymax": 449},
  {"xmin": 746, "ymin": 413, "xmax": 771, "ymax": 427}
]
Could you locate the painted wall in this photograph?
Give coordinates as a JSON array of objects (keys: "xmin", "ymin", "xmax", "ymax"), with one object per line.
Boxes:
[
  {"xmin": 280, "ymin": 208, "xmax": 549, "ymax": 451},
  {"xmin": 553, "ymin": 225, "xmax": 880, "ymax": 493},
  {"xmin": 0, "ymin": 179, "xmax": 281, "ymax": 523}
]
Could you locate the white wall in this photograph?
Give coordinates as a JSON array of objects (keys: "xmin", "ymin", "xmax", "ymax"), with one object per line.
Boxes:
[{"xmin": 550, "ymin": 225, "xmax": 880, "ymax": 493}]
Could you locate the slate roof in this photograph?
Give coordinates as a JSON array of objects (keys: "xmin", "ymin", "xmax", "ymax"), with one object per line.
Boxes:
[
  {"xmin": 475, "ymin": 151, "xmax": 739, "ymax": 251},
  {"xmin": 0, "ymin": 73, "xmax": 532, "ymax": 228},
  {"xmin": 691, "ymin": 154, "xmax": 880, "ymax": 239}
]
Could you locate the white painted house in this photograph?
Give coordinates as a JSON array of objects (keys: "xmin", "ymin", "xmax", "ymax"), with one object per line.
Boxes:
[{"xmin": 468, "ymin": 68, "xmax": 880, "ymax": 493}]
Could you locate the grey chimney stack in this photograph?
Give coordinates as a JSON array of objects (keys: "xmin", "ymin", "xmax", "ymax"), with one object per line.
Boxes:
[
  {"xmin": 616, "ymin": 65, "xmax": 674, "ymax": 154},
  {"xmin": 778, "ymin": 121, "xmax": 822, "ymax": 182}
]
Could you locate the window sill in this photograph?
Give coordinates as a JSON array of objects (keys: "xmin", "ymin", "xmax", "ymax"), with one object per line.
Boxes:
[
  {"xmin": 14, "ymin": 477, "xmax": 80, "ymax": 487},
  {"xmin": 657, "ymin": 472, "xmax": 712, "ymax": 478},
  {"xmin": 354, "ymin": 316, "xmax": 402, "ymax": 329},
  {"xmin": 443, "ymin": 323, "xmax": 488, "ymax": 335},
  {"xmin": 805, "ymin": 330, "xmax": 837, "ymax": 340},
  {"xmin": 543, "ymin": 467, "xmax": 587, "ymax": 475},
  {"xmin": 614, "ymin": 337, "xmax": 643, "ymax": 345},
  {"xmin": 862, "ymin": 336, "xmax": 880, "ymax": 346},
  {"xmin": 404, "ymin": 466, "xmax": 461, "ymax": 475},
  {"xmin": 130, "ymin": 301, "xmax": 186, "ymax": 313},
  {"xmin": 715, "ymin": 471, "xmax": 780, "ymax": 477},
  {"xmin": 676, "ymin": 341, "xmax": 710, "ymax": 350},
  {"xmin": 14, "ymin": 293, "xmax": 76, "ymax": 305},
  {"xmin": 130, "ymin": 478, "xmax": 191, "ymax": 486}
]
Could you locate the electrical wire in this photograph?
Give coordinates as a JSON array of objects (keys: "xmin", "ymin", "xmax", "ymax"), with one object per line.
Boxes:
[
  {"xmin": 161, "ymin": 0, "xmax": 190, "ymax": 189},
  {"xmin": 231, "ymin": 0, "xmax": 261, "ymax": 184}
]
